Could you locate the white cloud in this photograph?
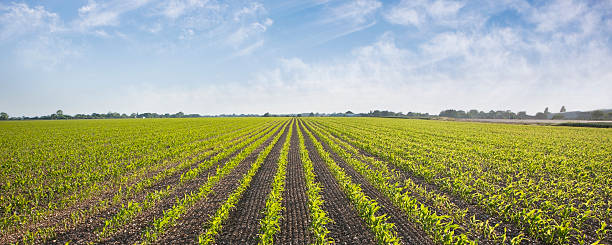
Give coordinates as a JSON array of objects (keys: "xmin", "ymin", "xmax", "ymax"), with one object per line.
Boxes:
[
  {"xmin": 227, "ymin": 18, "xmax": 272, "ymax": 47},
  {"xmin": 233, "ymin": 2, "xmax": 265, "ymax": 22},
  {"xmin": 244, "ymin": 23, "xmax": 612, "ymax": 114},
  {"xmin": 326, "ymin": 0, "xmax": 381, "ymax": 25},
  {"xmin": 16, "ymin": 36, "xmax": 82, "ymax": 71},
  {"xmin": 0, "ymin": 3, "xmax": 80, "ymax": 71},
  {"xmin": 233, "ymin": 39, "xmax": 264, "ymax": 56},
  {"xmin": 529, "ymin": 0, "xmax": 586, "ymax": 32},
  {"xmin": 385, "ymin": 7, "xmax": 420, "ymax": 26},
  {"xmin": 384, "ymin": 0, "xmax": 465, "ymax": 27},
  {"xmin": 429, "ymin": 0, "xmax": 464, "ymax": 18},
  {"xmin": 0, "ymin": 3, "xmax": 61, "ymax": 40},
  {"xmin": 158, "ymin": 0, "xmax": 212, "ymax": 19},
  {"xmin": 312, "ymin": 0, "xmax": 381, "ymax": 44},
  {"xmin": 3, "ymin": 0, "xmax": 611, "ymax": 115},
  {"xmin": 104, "ymin": 7, "xmax": 612, "ymax": 115},
  {"xmin": 74, "ymin": 0, "xmax": 152, "ymax": 30}
]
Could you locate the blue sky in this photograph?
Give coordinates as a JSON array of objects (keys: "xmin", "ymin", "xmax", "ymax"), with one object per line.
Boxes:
[{"xmin": 1, "ymin": 0, "xmax": 611, "ymax": 116}]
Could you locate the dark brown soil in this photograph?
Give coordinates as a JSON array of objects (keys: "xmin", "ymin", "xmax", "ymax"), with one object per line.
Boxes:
[
  {"xmin": 213, "ymin": 121, "xmax": 290, "ymax": 244},
  {"xmin": 276, "ymin": 120, "xmax": 313, "ymax": 244},
  {"xmin": 302, "ymin": 121, "xmax": 433, "ymax": 245},
  {"xmin": 153, "ymin": 122, "xmax": 289, "ymax": 244},
  {"xmin": 298, "ymin": 122, "xmax": 377, "ymax": 245}
]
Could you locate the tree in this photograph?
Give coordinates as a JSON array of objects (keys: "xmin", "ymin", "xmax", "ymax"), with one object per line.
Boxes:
[
  {"xmin": 0, "ymin": 112, "xmax": 8, "ymax": 120},
  {"xmin": 560, "ymin": 106, "xmax": 566, "ymax": 113},
  {"xmin": 468, "ymin": 109, "xmax": 479, "ymax": 118},
  {"xmin": 544, "ymin": 107, "xmax": 549, "ymax": 114},
  {"xmin": 517, "ymin": 111, "xmax": 527, "ymax": 119},
  {"xmin": 439, "ymin": 109, "xmax": 458, "ymax": 118},
  {"xmin": 309, "ymin": 112, "xmax": 315, "ymax": 117},
  {"xmin": 263, "ymin": 112, "xmax": 270, "ymax": 117},
  {"xmin": 345, "ymin": 111, "xmax": 354, "ymax": 114},
  {"xmin": 592, "ymin": 110, "xmax": 604, "ymax": 120},
  {"xmin": 56, "ymin": 110, "xmax": 63, "ymax": 116},
  {"xmin": 552, "ymin": 114, "xmax": 564, "ymax": 120}
]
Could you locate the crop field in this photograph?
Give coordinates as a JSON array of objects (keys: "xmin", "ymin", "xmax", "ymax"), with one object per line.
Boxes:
[{"xmin": 0, "ymin": 117, "xmax": 610, "ymax": 244}]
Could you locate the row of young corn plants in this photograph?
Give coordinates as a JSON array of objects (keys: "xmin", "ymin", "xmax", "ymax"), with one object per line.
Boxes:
[
  {"xmin": 344, "ymin": 119, "xmax": 604, "ymax": 244},
  {"xmin": 1, "ymin": 119, "xmax": 242, "ymax": 235},
  {"xmin": 310, "ymin": 118, "xmax": 611, "ymax": 244},
  {"xmin": 307, "ymin": 120, "xmax": 512, "ymax": 243},
  {"xmin": 296, "ymin": 120, "xmax": 333, "ymax": 244},
  {"xmin": 300, "ymin": 120, "xmax": 402, "ymax": 245},
  {"xmin": 2, "ymin": 118, "xmax": 267, "ymax": 241},
  {"xmin": 197, "ymin": 122, "xmax": 290, "ymax": 245},
  {"xmin": 310, "ymin": 119, "xmax": 549, "ymax": 243},
  {"xmin": 19, "ymin": 120, "xmax": 276, "ymax": 243},
  {"xmin": 322, "ymin": 117, "xmax": 610, "ymax": 226},
  {"xmin": 140, "ymin": 121, "xmax": 289, "ymax": 244},
  {"xmin": 12, "ymin": 120, "xmax": 274, "ymax": 244},
  {"xmin": 257, "ymin": 119, "xmax": 293, "ymax": 244},
  {"xmin": 304, "ymin": 120, "xmax": 478, "ymax": 244},
  {"xmin": 95, "ymin": 121, "xmax": 279, "ymax": 239}
]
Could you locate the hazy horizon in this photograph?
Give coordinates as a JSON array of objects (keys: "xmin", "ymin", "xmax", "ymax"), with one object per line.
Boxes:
[{"xmin": 2, "ymin": 0, "xmax": 612, "ymax": 117}]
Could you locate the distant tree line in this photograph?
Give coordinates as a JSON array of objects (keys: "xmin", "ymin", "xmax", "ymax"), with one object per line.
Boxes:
[
  {"xmin": 439, "ymin": 109, "xmax": 527, "ymax": 119},
  {"xmin": 289, "ymin": 110, "xmax": 431, "ymax": 118},
  {"xmin": 439, "ymin": 106, "xmax": 612, "ymax": 120},
  {"xmin": 0, "ymin": 110, "xmax": 205, "ymax": 120},
  {"xmin": 3, "ymin": 106, "xmax": 610, "ymax": 121},
  {"xmin": 361, "ymin": 110, "xmax": 430, "ymax": 118}
]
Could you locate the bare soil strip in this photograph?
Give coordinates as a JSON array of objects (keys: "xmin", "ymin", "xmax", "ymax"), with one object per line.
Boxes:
[
  {"xmin": 276, "ymin": 120, "xmax": 313, "ymax": 244},
  {"xmin": 213, "ymin": 121, "xmax": 290, "ymax": 244},
  {"xmin": 303, "ymin": 121, "xmax": 433, "ymax": 245},
  {"xmin": 298, "ymin": 123, "xmax": 377, "ymax": 244},
  {"xmin": 310, "ymin": 120, "xmax": 524, "ymax": 242},
  {"xmin": 153, "ymin": 122, "xmax": 288, "ymax": 244}
]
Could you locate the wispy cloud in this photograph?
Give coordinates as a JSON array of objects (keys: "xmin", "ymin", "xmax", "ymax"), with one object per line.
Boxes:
[
  {"xmin": 326, "ymin": 0, "xmax": 381, "ymax": 25},
  {"xmin": 233, "ymin": 39, "xmax": 264, "ymax": 56},
  {"xmin": 2, "ymin": 0, "xmax": 611, "ymax": 115},
  {"xmin": 74, "ymin": 0, "xmax": 153, "ymax": 30},
  {"xmin": 311, "ymin": 0, "xmax": 381, "ymax": 44},
  {"xmin": 0, "ymin": 3, "xmax": 62, "ymax": 40},
  {"xmin": 233, "ymin": 2, "xmax": 265, "ymax": 22},
  {"xmin": 384, "ymin": 0, "xmax": 465, "ymax": 27},
  {"xmin": 529, "ymin": 0, "xmax": 587, "ymax": 32},
  {"xmin": 314, "ymin": 20, "xmax": 377, "ymax": 46},
  {"xmin": 0, "ymin": 0, "xmax": 274, "ymax": 72},
  {"xmin": 227, "ymin": 18, "xmax": 272, "ymax": 46},
  {"xmin": 244, "ymin": 0, "xmax": 612, "ymax": 114},
  {"xmin": 158, "ymin": 0, "xmax": 210, "ymax": 19},
  {"xmin": 247, "ymin": 27, "xmax": 612, "ymax": 113},
  {"xmin": 16, "ymin": 36, "xmax": 82, "ymax": 71}
]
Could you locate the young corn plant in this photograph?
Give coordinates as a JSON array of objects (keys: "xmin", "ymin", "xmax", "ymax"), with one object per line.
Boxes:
[
  {"xmin": 140, "ymin": 122, "xmax": 287, "ymax": 244},
  {"xmin": 296, "ymin": 121, "xmax": 334, "ymax": 245},
  {"xmin": 305, "ymin": 120, "xmax": 475, "ymax": 245},
  {"xmin": 258, "ymin": 123, "xmax": 293, "ymax": 244},
  {"xmin": 302, "ymin": 121, "xmax": 401, "ymax": 245},
  {"xmin": 198, "ymin": 123, "xmax": 289, "ymax": 245}
]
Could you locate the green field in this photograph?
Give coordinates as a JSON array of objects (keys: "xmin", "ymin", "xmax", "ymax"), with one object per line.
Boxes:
[{"xmin": 0, "ymin": 118, "xmax": 610, "ymax": 244}]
